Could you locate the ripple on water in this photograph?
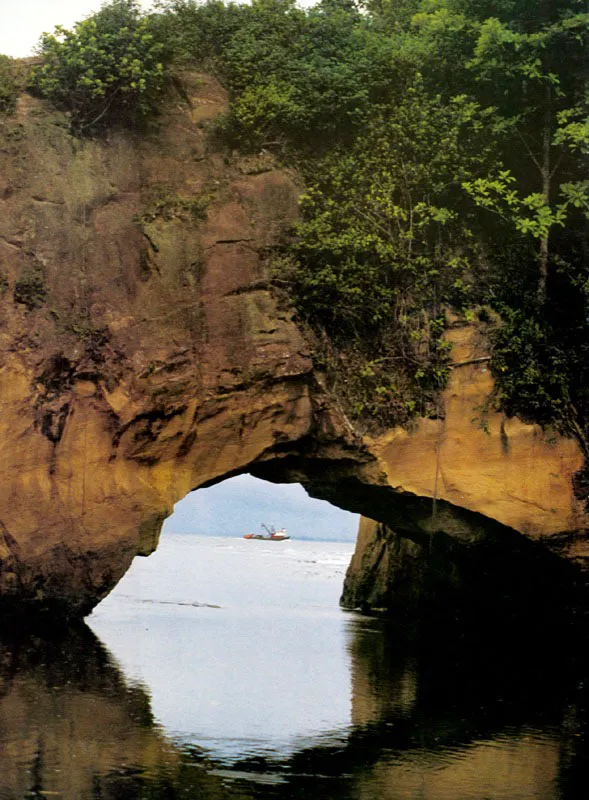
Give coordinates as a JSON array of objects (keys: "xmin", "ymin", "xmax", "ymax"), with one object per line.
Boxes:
[{"xmin": 2, "ymin": 536, "xmax": 588, "ymax": 800}]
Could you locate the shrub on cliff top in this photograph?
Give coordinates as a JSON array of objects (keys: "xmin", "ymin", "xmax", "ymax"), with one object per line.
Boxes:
[
  {"xmin": 31, "ymin": 0, "xmax": 167, "ymax": 134},
  {"xmin": 0, "ymin": 55, "xmax": 20, "ymax": 112}
]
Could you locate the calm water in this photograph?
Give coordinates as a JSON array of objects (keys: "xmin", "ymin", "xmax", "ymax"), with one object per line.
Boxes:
[{"xmin": 0, "ymin": 533, "xmax": 588, "ymax": 799}]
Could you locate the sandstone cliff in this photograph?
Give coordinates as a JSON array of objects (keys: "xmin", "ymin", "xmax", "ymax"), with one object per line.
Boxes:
[
  {"xmin": 342, "ymin": 325, "xmax": 588, "ymax": 615},
  {"xmin": 0, "ymin": 75, "xmax": 587, "ymax": 619}
]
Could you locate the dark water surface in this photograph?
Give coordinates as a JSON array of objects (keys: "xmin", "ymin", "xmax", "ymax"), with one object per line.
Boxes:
[{"xmin": 1, "ymin": 534, "xmax": 588, "ymax": 799}]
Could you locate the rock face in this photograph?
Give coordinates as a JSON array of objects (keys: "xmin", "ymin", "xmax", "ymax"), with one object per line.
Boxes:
[
  {"xmin": 367, "ymin": 324, "xmax": 586, "ymax": 544},
  {"xmin": 342, "ymin": 325, "xmax": 588, "ymax": 614},
  {"xmin": 0, "ymin": 75, "xmax": 587, "ymax": 620}
]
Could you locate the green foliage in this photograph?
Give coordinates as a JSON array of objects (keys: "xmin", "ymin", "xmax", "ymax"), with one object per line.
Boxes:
[
  {"xmin": 463, "ymin": 172, "xmax": 589, "ymax": 241},
  {"xmin": 367, "ymin": 0, "xmax": 589, "ymax": 442},
  {"xmin": 28, "ymin": 0, "xmax": 589, "ymax": 442},
  {"xmin": 491, "ymin": 309, "xmax": 572, "ymax": 426},
  {"xmin": 14, "ymin": 264, "xmax": 47, "ymax": 311},
  {"xmin": 0, "ymin": 55, "xmax": 16, "ymax": 111},
  {"xmin": 137, "ymin": 192, "xmax": 210, "ymax": 223},
  {"xmin": 286, "ymin": 85, "xmax": 494, "ymax": 334},
  {"xmin": 152, "ymin": 0, "xmax": 246, "ymax": 67},
  {"xmin": 270, "ymin": 83, "xmax": 496, "ymax": 422},
  {"xmin": 307, "ymin": 328, "xmax": 450, "ymax": 426},
  {"xmin": 488, "ymin": 302, "xmax": 589, "ymax": 462},
  {"xmin": 0, "ymin": 55, "xmax": 25, "ymax": 113},
  {"xmin": 31, "ymin": 1, "xmax": 167, "ymax": 134},
  {"xmin": 157, "ymin": 0, "xmax": 395, "ymax": 154}
]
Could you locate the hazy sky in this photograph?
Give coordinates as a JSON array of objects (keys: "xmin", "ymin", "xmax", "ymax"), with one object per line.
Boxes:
[
  {"xmin": 162, "ymin": 474, "xmax": 360, "ymax": 542},
  {"xmin": 1, "ymin": 1, "xmax": 155, "ymax": 58}
]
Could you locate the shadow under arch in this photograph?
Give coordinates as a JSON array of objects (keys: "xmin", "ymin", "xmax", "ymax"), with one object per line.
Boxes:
[{"xmin": 153, "ymin": 460, "xmax": 588, "ymax": 632}]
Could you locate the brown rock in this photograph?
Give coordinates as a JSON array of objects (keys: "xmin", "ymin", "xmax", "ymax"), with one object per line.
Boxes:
[
  {"xmin": 0, "ymin": 77, "xmax": 587, "ymax": 620},
  {"xmin": 368, "ymin": 324, "xmax": 586, "ymax": 542},
  {"xmin": 342, "ymin": 324, "xmax": 589, "ymax": 615}
]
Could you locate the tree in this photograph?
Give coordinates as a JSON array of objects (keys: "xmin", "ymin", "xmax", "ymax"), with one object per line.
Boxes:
[
  {"xmin": 0, "ymin": 55, "xmax": 17, "ymax": 112},
  {"xmin": 218, "ymin": 0, "xmax": 385, "ymax": 152},
  {"xmin": 275, "ymin": 81, "xmax": 498, "ymax": 420},
  {"xmin": 32, "ymin": 0, "xmax": 167, "ymax": 134},
  {"xmin": 289, "ymin": 83, "xmax": 495, "ymax": 328},
  {"xmin": 458, "ymin": 8, "xmax": 589, "ymax": 304}
]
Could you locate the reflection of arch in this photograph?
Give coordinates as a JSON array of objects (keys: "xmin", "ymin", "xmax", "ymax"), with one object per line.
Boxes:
[
  {"xmin": 0, "ymin": 627, "xmax": 221, "ymax": 799},
  {"xmin": 282, "ymin": 615, "xmax": 586, "ymax": 800},
  {"xmin": 1, "ymin": 613, "xmax": 586, "ymax": 798}
]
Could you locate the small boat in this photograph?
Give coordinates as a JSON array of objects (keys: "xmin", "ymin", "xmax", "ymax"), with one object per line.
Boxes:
[{"xmin": 244, "ymin": 524, "xmax": 290, "ymax": 541}]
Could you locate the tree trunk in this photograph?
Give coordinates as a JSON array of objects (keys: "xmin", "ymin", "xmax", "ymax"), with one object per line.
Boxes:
[
  {"xmin": 537, "ymin": 92, "xmax": 552, "ymax": 306},
  {"xmin": 538, "ymin": 232, "xmax": 549, "ymax": 306}
]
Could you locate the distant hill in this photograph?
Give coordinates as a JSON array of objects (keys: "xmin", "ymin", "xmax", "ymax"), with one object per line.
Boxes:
[{"xmin": 161, "ymin": 475, "xmax": 359, "ymax": 543}]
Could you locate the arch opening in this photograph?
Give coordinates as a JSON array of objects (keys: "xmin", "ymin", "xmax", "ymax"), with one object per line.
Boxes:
[
  {"xmin": 86, "ymin": 471, "xmax": 588, "ymax": 771},
  {"xmin": 89, "ymin": 477, "xmax": 363, "ymax": 759},
  {"xmin": 107, "ymin": 464, "xmax": 585, "ymax": 635}
]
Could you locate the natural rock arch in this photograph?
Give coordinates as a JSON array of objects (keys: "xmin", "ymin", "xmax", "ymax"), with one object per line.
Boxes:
[{"xmin": 0, "ymin": 75, "xmax": 586, "ymax": 621}]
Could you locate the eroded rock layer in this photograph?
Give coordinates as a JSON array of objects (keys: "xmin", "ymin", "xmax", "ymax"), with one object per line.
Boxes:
[
  {"xmin": 0, "ymin": 74, "xmax": 326, "ymax": 616},
  {"xmin": 0, "ymin": 75, "xmax": 587, "ymax": 619},
  {"xmin": 342, "ymin": 325, "xmax": 589, "ymax": 614}
]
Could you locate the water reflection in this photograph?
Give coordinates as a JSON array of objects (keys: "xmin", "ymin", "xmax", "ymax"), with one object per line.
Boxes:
[
  {"xmin": 88, "ymin": 537, "xmax": 356, "ymax": 761},
  {"xmin": 0, "ymin": 614, "xmax": 587, "ymax": 799},
  {"xmin": 0, "ymin": 627, "xmax": 235, "ymax": 800},
  {"xmin": 336, "ymin": 615, "xmax": 588, "ymax": 800}
]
